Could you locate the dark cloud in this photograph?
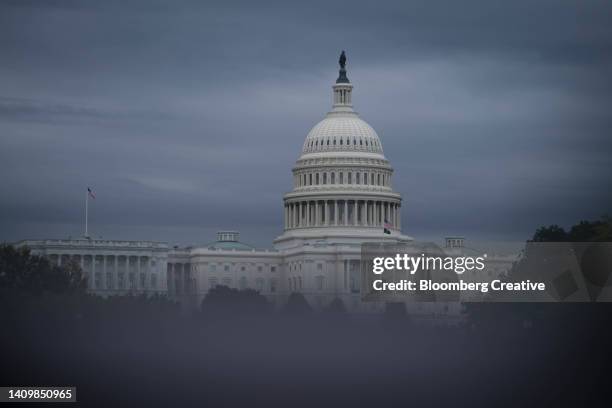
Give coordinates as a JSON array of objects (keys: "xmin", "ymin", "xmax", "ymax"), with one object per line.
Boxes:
[{"xmin": 1, "ymin": 0, "xmax": 611, "ymax": 246}]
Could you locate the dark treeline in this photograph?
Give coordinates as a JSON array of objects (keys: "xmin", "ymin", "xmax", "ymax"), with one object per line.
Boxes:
[{"xmin": 1, "ymin": 219, "xmax": 611, "ymax": 407}]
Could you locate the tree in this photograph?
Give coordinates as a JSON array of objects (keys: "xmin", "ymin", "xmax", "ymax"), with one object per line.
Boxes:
[
  {"xmin": 531, "ymin": 217, "xmax": 612, "ymax": 242},
  {"xmin": 201, "ymin": 285, "xmax": 270, "ymax": 317},
  {"xmin": 282, "ymin": 292, "xmax": 313, "ymax": 315},
  {"xmin": 0, "ymin": 244, "xmax": 86, "ymax": 295},
  {"xmin": 324, "ymin": 298, "xmax": 347, "ymax": 315},
  {"xmin": 532, "ymin": 225, "xmax": 567, "ymax": 242}
]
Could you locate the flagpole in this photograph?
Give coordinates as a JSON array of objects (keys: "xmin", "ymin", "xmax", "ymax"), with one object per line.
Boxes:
[{"xmin": 85, "ymin": 188, "xmax": 88, "ymax": 238}]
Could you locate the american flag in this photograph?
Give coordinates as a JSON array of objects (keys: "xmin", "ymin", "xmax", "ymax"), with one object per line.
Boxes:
[
  {"xmin": 87, "ymin": 187, "xmax": 96, "ymax": 200},
  {"xmin": 383, "ymin": 219, "xmax": 391, "ymax": 234}
]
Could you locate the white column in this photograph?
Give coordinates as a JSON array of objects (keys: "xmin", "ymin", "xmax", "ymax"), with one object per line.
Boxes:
[
  {"xmin": 353, "ymin": 201, "xmax": 358, "ymax": 225},
  {"xmin": 344, "ymin": 201, "xmax": 348, "ymax": 225},
  {"xmin": 324, "ymin": 200, "xmax": 328, "ymax": 226},
  {"xmin": 307, "ymin": 201, "xmax": 310, "ymax": 227},
  {"xmin": 384, "ymin": 202, "xmax": 388, "ymax": 223},
  {"xmin": 364, "ymin": 201, "xmax": 368, "ymax": 227},
  {"xmin": 315, "ymin": 201, "xmax": 319, "ymax": 226},
  {"xmin": 334, "ymin": 200, "xmax": 338, "ymax": 226}
]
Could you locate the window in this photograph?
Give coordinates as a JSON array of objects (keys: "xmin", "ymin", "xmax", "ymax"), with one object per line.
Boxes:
[
  {"xmin": 316, "ymin": 276, "xmax": 324, "ymax": 291},
  {"xmin": 257, "ymin": 265, "xmax": 262, "ymax": 272},
  {"xmin": 316, "ymin": 173, "xmax": 319, "ymax": 185},
  {"xmin": 224, "ymin": 264, "xmax": 230, "ymax": 272},
  {"xmin": 356, "ymin": 173, "xmax": 360, "ymax": 184},
  {"xmin": 140, "ymin": 273, "xmax": 146, "ymax": 289},
  {"xmin": 377, "ymin": 174, "xmax": 381, "ymax": 185},
  {"xmin": 348, "ymin": 172, "xmax": 352, "ymax": 184},
  {"xmin": 309, "ymin": 174, "xmax": 312, "ymax": 185},
  {"xmin": 256, "ymin": 278, "xmax": 264, "ymax": 291},
  {"xmin": 222, "ymin": 278, "xmax": 232, "ymax": 287},
  {"xmin": 118, "ymin": 272, "xmax": 125, "ymax": 289},
  {"xmin": 317, "ymin": 263, "xmax": 323, "ymax": 271},
  {"xmin": 239, "ymin": 276, "xmax": 247, "ymax": 290},
  {"xmin": 364, "ymin": 172, "xmax": 368, "ymax": 185},
  {"xmin": 339, "ymin": 172, "xmax": 344, "ymax": 184},
  {"xmin": 271, "ymin": 266, "xmax": 276, "ymax": 272},
  {"xmin": 270, "ymin": 279, "xmax": 277, "ymax": 293},
  {"xmin": 151, "ymin": 273, "xmax": 157, "ymax": 289},
  {"xmin": 129, "ymin": 273, "xmax": 136, "ymax": 290},
  {"xmin": 94, "ymin": 272, "xmax": 101, "ymax": 289},
  {"xmin": 323, "ymin": 173, "xmax": 327, "ymax": 184},
  {"xmin": 209, "ymin": 264, "xmax": 216, "ymax": 272},
  {"xmin": 371, "ymin": 173, "xmax": 374, "ymax": 184},
  {"xmin": 331, "ymin": 173, "xmax": 335, "ymax": 184},
  {"xmin": 209, "ymin": 277, "xmax": 218, "ymax": 288},
  {"xmin": 106, "ymin": 272, "xmax": 113, "ymax": 289}
]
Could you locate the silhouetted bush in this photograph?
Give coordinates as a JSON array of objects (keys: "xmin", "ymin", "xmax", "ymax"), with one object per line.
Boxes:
[
  {"xmin": 282, "ymin": 292, "xmax": 312, "ymax": 315},
  {"xmin": 324, "ymin": 297, "xmax": 347, "ymax": 315},
  {"xmin": 201, "ymin": 285, "xmax": 271, "ymax": 317}
]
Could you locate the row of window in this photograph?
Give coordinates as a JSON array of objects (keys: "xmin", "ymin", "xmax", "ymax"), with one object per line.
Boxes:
[
  {"xmin": 305, "ymin": 136, "xmax": 380, "ymax": 151},
  {"xmin": 91, "ymin": 272, "xmax": 157, "ymax": 290},
  {"xmin": 295, "ymin": 170, "xmax": 390, "ymax": 187},
  {"xmin": 287, "ymin": 275, "xmax": 327, "ymax": 292},
  {"xmin": 209, "ymin": 277, "xmax": 278, "ymax": 293},
  {"xmin": 207, "ymin": 264, "xmax": 277, "ymax": 273}
]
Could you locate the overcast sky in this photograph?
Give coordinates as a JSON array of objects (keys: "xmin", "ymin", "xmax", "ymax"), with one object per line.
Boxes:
[{"xmin": 1, "ymin": 0, "xmax": 611, "ymax": 247}]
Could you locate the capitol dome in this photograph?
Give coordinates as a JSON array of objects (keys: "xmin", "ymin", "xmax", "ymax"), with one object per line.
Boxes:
[
  {"xmin": 302, "ymin": 112, "xmax": 384, "ymax": 155},
  {"xmin": 274, "ymin": 51, "xmax": 412, "ymax": 249}
]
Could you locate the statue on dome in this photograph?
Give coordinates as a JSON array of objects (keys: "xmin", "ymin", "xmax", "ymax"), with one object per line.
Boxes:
[{"xmin": 339, "ymin": 51, "xmax": 347, "ymax": 69}]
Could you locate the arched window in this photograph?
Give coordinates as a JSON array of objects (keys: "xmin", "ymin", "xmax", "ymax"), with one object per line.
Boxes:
[
  {"xmin": 364, "ymin": 172, "xmax": 368, "ymax": 185},
  {"xmin": 339, "ymin": 172, "xmax": 344, "ymax": 184},
  {"xmin": 331, "ymin": 173, "xmax": 335, "ymax": 184},
  {"xmin": 348, "ymin": 172, "xmax": 352, "ymax": 184},
  {"xmin": 316, "ymin": 173, "xmax": 320, "ymax": 185},
  {"xmin": 323, "ymin": 173, "xmax": 327, "ymax": 184},
  {"xmin": 356, "ymin": 173, "xmax": 360, "ymax": 184},
  {"xmin": 309, "ymin": 174, "xmax": 312, "ymax": 185}
]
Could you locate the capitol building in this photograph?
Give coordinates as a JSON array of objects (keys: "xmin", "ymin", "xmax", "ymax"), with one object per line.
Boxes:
[{"xmin": 16, "ymin": 53, "xmax": 515, "ymax": 321}]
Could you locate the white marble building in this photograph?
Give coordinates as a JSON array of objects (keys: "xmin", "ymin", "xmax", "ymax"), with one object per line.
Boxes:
[{"xmin": 15, "ymin": 54, "xmax": 516, "ymax": 320}]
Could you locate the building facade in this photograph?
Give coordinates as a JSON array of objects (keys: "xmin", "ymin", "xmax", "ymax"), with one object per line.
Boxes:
[{"xmin": 15, "ymin": 54, "xmax": 516, "ymax": 321}]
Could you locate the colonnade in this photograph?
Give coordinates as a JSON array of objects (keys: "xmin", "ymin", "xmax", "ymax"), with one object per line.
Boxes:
[
  {"xmin": 284, "ymin": 199, "xmax": 401, "ymax": 230},
  {"xmin": 47, "ymin": 253, "xmax": 160, "ymax": 292},
  {"xmin": 167, "ymin": 263, "xmax": 194, "ymax": 296}
]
